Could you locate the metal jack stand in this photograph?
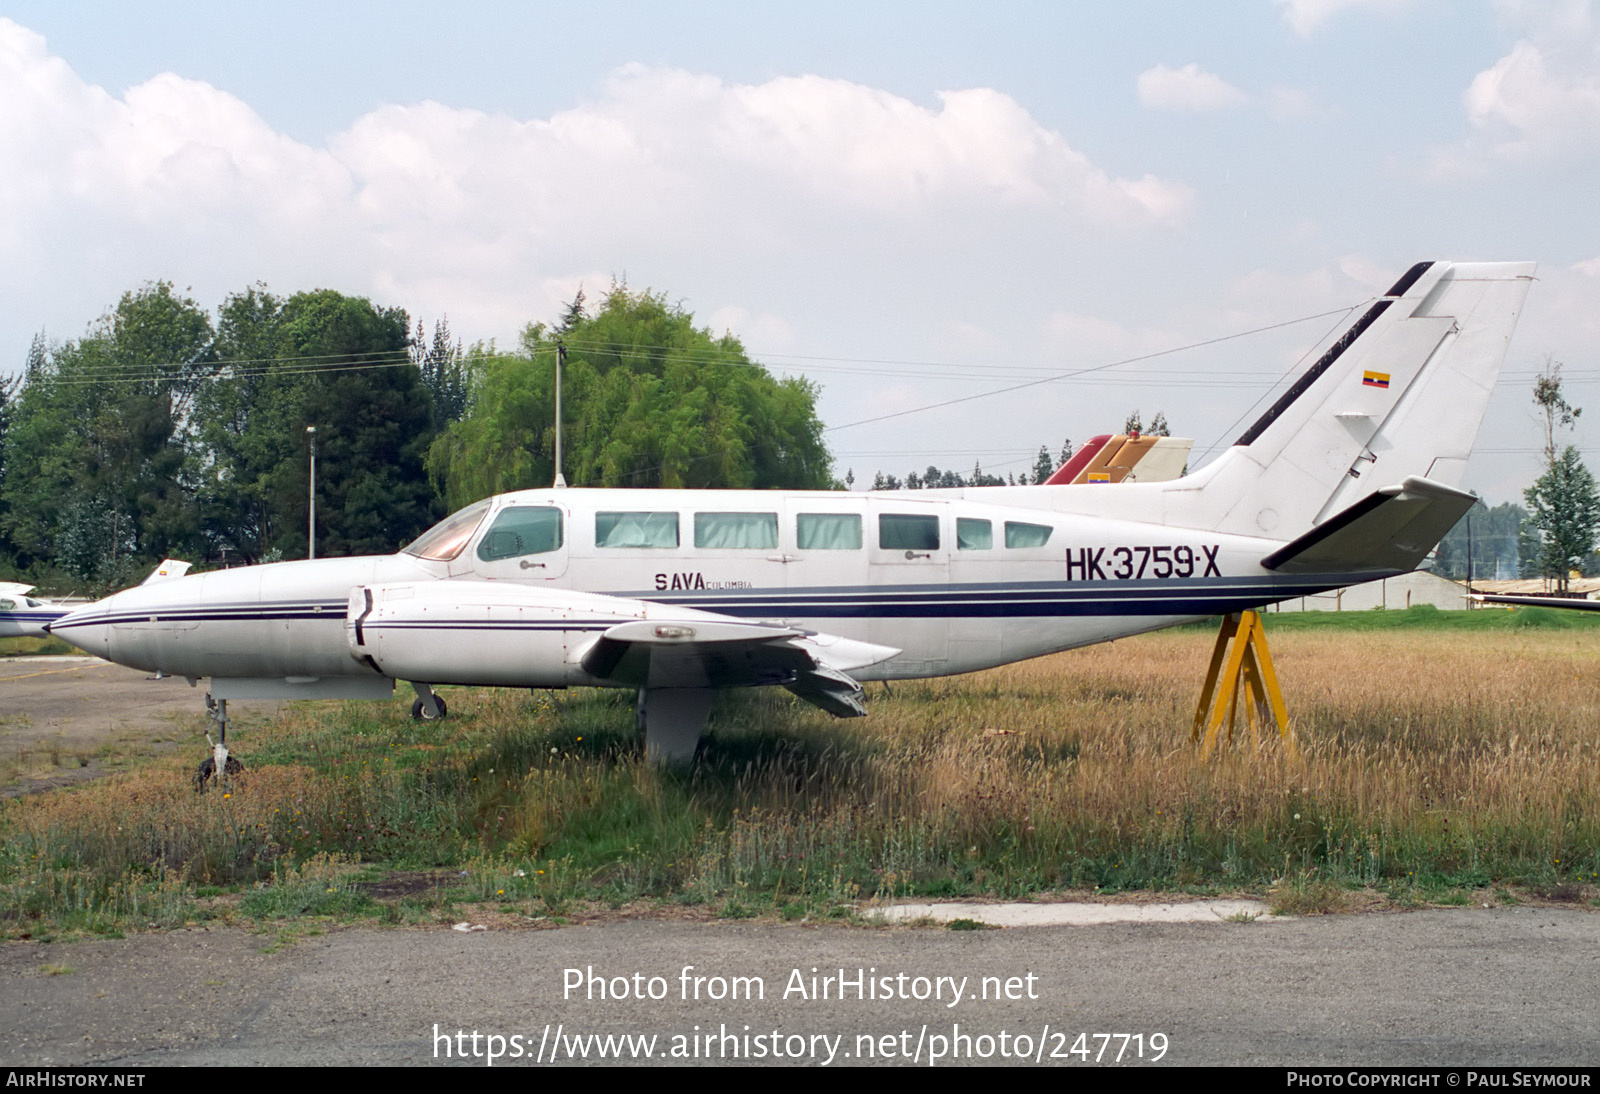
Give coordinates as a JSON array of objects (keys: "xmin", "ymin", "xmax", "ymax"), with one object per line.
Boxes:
[{"xmin": 1192, "ymin": 611, "xmax": 1298, "ymax": 760}]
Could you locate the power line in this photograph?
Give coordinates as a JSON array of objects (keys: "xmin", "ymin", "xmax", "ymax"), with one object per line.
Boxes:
[{"xmin": 820, "ymin": 305, "xmax": 1362, "ymax": 433}]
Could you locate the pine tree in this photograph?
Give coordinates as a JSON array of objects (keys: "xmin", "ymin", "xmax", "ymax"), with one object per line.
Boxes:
[
  {"xmin": 1521, "ymin": 362, "xmax": 1595, "ymax": 591},
  {"xmin": 1523, "ymin": 447, "xmax": 1600, "ymax": 592},
  {"xmin": 1032, "ymin": 445, "xmax": 1055, "ymax": 484}
]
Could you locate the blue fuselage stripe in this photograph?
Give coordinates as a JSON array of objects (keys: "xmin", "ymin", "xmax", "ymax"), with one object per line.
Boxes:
[{"xmin": 52, "ymin": 573, "xmax": 1379, "ymax": 631}]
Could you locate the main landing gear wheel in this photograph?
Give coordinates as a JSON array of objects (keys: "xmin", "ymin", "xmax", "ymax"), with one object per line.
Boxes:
[
  {"xmin": 195, "ymin": 754, "xmax": 244, "ymax": 788},
  {"xmin": 411, "ymin": 695, "xmax": 448, "ymax": 721}
]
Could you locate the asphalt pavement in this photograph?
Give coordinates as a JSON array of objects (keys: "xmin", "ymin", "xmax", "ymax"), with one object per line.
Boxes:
[{"xmin": 2, "ymin": 906, "xmax": 1596, "ymax": 1067}]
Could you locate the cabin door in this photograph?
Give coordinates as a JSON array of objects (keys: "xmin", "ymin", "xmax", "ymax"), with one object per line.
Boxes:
[{"xmin": 864, "ymin": 499, "xmax": 950, "ymax": 674}]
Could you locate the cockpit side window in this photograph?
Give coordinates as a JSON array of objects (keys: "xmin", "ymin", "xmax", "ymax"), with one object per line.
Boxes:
[
  {"xmin": 478, "ymin": 506, "xmax": 564, "ymax": 561},
  {"xmin": 403, "ymin": 499, "xmax": 491, "ymax": 561}
]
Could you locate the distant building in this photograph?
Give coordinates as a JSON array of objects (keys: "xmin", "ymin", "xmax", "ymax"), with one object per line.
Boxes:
[
  {"xmin": 1265, "ymin": 570, "xmax": 1471, "ymax": 612},
  {"xmin": 1465, "ymin": 577, "xmax": 1600, "ymax": 603}
]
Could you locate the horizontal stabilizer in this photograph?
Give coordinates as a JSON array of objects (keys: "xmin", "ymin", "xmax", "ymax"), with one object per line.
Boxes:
[{"xmin": 1261, "ymin": 476, "xmax": 1478, "ymax": 575}]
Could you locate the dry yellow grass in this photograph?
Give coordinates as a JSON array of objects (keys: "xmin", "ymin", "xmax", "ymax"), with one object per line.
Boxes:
[{"xmin": 4, "ymin": 619, "xmax": 1598, "ymax": 934}]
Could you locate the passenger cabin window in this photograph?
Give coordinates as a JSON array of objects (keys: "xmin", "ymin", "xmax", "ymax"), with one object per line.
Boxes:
[
  {"xmin": 796, "ymin": 513, "xmax": 862, "ymax": 550},
  {"xmin": 404, "ymin": 499, "xmax": 491, "ymax": 561},
  {"xmin": 694, "ymin": 512, "xmax": 778, "ymax": 549},
  {"xmin": 1005, "ymin": 521, "xmax": 1054, "ymax": 548},
  {"xmin": 477, "ymin": 506, "xmax": 563, "ymax": 561},
  {"xmin": 879, "ymin": 513, "xmax": 939, "ymax": 551},
  {"xmin": 957, "ymin": 518, "xmax": 992, "ymax": 550},
  {"xmin": 596, "ymin": 511, "xmax": 679, "ymax": 548}
]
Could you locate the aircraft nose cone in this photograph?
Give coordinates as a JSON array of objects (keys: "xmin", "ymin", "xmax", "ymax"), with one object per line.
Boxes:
[{"xmin": 49, "ymin": 603, "xmax": 112, "ymax": 659}]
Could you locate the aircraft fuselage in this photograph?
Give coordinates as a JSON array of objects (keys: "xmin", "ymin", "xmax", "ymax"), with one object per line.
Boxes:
[{"xmin": 56, "ymin": 485, "xmax": 1361, "ymax": 692}]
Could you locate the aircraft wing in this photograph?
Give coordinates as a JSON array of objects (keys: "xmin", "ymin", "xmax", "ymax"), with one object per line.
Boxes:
[
  {"xmin": 1470, "ymin": 593, "xmax": 1600, "ymax": 611},
  {"xmin": 1260, "ymin": 476, "xmax": 1478, "ymax": 575},
  {"xmin": 350, "ymin": 581, "xmax": 900, "ymax": 718}
]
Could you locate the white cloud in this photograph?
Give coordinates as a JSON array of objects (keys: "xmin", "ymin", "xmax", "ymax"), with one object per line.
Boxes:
[
  {"xmin": 1275, "ymin": 0, "xmax": 1412, "ymax": 37},
  {"xmin": 1421, "ymin": 3, "xmax": 1600, "ymax": 175},
  {"xmin": 1136, "ymin": 63, "xmax": 1249, "ymax": 112},
  {"xmin": 1462, "ymin": 39, "xmax": 1600, "ymax": 159},
  {"xmin": 0, "ymin": 20, "xmax": 1191, "ymax": 359}
]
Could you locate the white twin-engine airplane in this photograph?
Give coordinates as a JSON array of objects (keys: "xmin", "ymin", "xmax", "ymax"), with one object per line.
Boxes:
[{"xmin": 50, "ymin": 261, "xmax": 1534, "ymax": 774}]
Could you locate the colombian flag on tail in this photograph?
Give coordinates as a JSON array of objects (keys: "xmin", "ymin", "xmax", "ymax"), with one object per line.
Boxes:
[{"xmin": 1362, "ymin": 371, "xmax": 1391, "ymax": 389}]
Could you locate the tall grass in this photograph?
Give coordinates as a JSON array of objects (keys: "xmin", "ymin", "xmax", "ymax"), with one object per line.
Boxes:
[{"xmin": 4, "ymin": 610, "xmax": 1598, "ymax": 932}]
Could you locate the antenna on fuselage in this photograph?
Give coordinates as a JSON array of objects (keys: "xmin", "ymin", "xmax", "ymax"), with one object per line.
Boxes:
[{"xmin": 553, "ymin": 339, "xmax": 567, "ymax": 488}]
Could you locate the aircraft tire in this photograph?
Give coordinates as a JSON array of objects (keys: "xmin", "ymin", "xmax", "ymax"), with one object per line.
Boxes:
[
  {"xmin": 194, "ymin": 755, "xmax": 244, "ymax": 788},
  {"xmin": 411, "ymin": 695, "xmax": 447, "ymax": 721}
]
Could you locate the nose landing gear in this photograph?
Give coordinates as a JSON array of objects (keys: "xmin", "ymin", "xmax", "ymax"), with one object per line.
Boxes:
[{"xmin": 195, "ymin": 694, "xmax": 244, "ymax": 789}]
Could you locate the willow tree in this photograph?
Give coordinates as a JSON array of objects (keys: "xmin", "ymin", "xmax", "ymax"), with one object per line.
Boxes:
[{"xmin": 428, "ymin": 287, "xmax": 831, "ymax": 511}]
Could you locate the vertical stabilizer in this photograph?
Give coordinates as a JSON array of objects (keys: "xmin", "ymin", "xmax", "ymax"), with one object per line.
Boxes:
[{"xmin": 1188, "ymin": 261, "xmax": 1534, "ymax": 540}]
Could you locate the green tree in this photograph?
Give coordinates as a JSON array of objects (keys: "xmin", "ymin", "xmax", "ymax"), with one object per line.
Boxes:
[
  {"xmin": 1522, "ymin": 447, "xmax": 1600, "ymax": 591},
  {"xmin": 194, "ymin": 286, "xmax": 299, "ymax": 562},
  {"xmin": 413, "ymin": 317, "xmax": 468, "ymax": 428},
  {"xmin": 1122, "ymin": 409, "xmax": 1170, "ymax": 436},
  {"xmin": 194, "ymin": 288, "xmax": 438, "ymax": 560},
  {"xmin": 1434, "ymin": 501, "xmax": 1527, "ymax": 581},
  {"xmin": 4, "ymin": 283, "xmax": 214, "ymax": 584},
  {"xmin": 428, "ymin": 286, "xmax": 831, "ymax": 509},
  {"xmin": 1031, "ymin": 445, "xmax": 1055, "ymax": 484},
  {"xmin": 274, "ymin": 290, "xmax": 437, "ymax": 557},
  {"xmin": 0, "ymin": 340, "xmax": 32, "ymax": 564},
  {"xmin": 1518, "ymin": 363, "xmax": 1595, "ymax": 590},
  {"xmin": 1533, "ymin": 357, "xmax": 1580, "ymax": 466}
]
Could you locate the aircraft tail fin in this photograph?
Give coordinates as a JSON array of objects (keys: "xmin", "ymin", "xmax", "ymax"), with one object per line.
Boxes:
[
  {"xmin": 141, "ymin": 559, "xmax": 193, "ymax": 585},
  {"xmin": 1168, "ymin": 260, "xmax": 1534, "ymax": 541},
  {"xmin": 1043, "ymin": 433, "xmax": 1192, "ymax": 485}
]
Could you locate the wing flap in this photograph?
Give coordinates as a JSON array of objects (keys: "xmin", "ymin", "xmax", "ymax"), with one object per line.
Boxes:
[
  {"xmin": 578, "ymin": 617, "xmax": 898, "ymax": 717},
  {"xmin": 785, "ymin": 664, "xmax": 870, "ymax": 718}
]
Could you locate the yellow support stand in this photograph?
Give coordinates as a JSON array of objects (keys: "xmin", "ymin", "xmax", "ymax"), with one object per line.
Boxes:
[{"xmin": 1192, "ymin": 611, "xmax": 1297, "ymax": 760}]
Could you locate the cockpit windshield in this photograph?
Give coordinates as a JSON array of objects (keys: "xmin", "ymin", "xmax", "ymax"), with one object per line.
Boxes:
[{"xmin": 402, "ymin": 499, "xmax": 491, "ymax": 561}]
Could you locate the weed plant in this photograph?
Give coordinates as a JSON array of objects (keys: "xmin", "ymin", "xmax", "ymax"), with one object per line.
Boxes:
[{"xmin": 3, "ymin": 607, "xmax": 1598, "ymax": 933}]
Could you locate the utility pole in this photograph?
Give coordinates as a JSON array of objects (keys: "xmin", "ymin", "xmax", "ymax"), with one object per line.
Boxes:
[
  {"xmin": 306, "ymin": 425, "xmax": 317, "ymax": 560},
  {"xmin": 554, "ymin": 340, "xmax": 567, "ymax": 488}
]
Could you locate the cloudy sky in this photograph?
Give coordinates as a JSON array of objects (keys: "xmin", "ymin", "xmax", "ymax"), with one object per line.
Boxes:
[{"xmin": 3, "ymin": 0, "xmax": 1598, "ymax": 502}]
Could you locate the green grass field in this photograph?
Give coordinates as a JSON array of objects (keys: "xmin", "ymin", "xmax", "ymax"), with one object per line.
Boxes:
[{"xmin": 4, "ymin": 605, "xmax": 1598, "ymax": 937}]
